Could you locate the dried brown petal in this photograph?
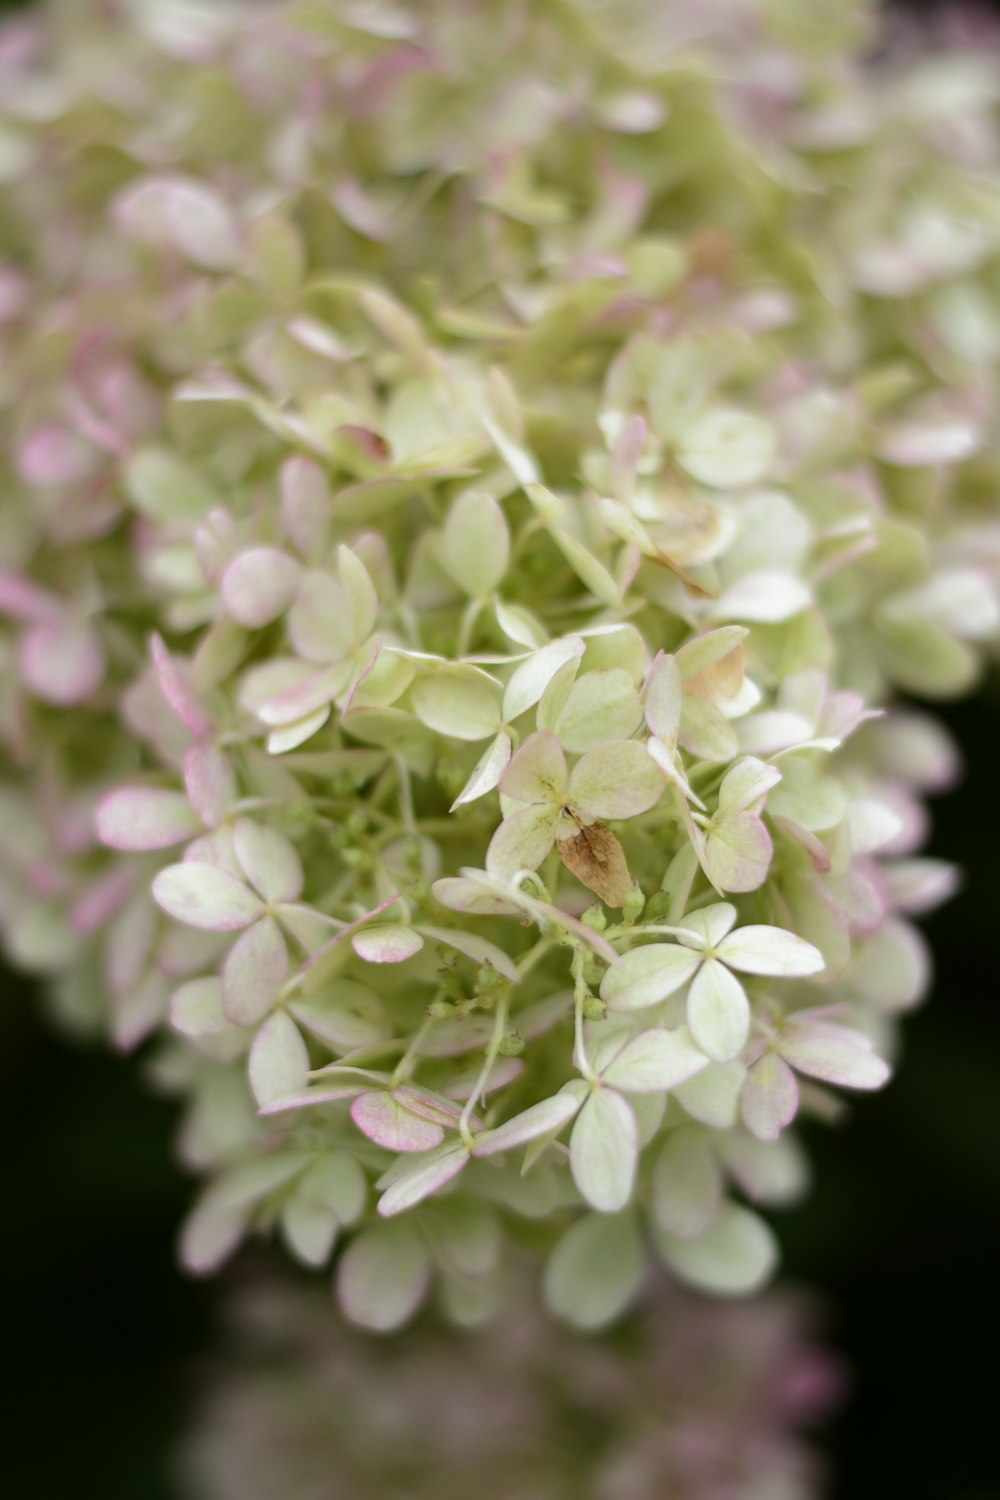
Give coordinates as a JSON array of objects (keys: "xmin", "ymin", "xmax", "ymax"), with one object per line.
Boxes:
[{"xmin": 558, "ymin": 820, "xmax": 633, "ymax": 907}]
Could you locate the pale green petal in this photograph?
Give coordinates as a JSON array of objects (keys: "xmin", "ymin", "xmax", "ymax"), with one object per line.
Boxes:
[
  {"xmin": 543, "ymin": 1212, "xmax": 644, "ymax": 1329},
  {"xmin": 569, "ymin": 1088, "xmax": 638, "ymax": 1213},
  {"xmin": 569, "ymin": 740, "xmax": 665, "ymax": 820}
]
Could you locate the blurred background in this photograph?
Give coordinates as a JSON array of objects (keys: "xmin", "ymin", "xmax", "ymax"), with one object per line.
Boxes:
[{"xmin": 2, "ymin": 0, "xmax": 999, "ymax": 1496}]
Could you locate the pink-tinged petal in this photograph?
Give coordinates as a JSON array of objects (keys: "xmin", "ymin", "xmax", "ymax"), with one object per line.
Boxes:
[
  {"xmin": 351, "ymin": 1091, "xmax": 445, "ymax": 1153},
  {"xmin": 18, "ymin": 424, "xmax": 96, "ymax": 487},
  {"xmin": 179, "ymin": 1198, "xmax": 247, "ymax": 1277},
  {"xmin": 222, "ymin": 916, "xmax": 289, "ymax": 1026},
  {"xmin": 474, "ymin": 1093, "xmax": 581, "ymax": 1157},
  {"xmin": 21, "ymin": 619, "xmax": 105, "ymax": 705},
  {"xmin": 602, "ymin": 1027, "xmax": 710, "ymax": 1093},
  {"xmin": 281, "ymin": 456, "xmax": 331, "ymax": 561},
  {"xmin": 97, "ymin": 787, "xmax": 201, "ymax": 852},
  {"xmin": 718, "ymin": 757, "xmax": 782, "ymax": 818},
  {"xmin": 687, "ymin": 960, "xmax": 750, "ymax": 1062},
  {"xmin": 485, "ymin": 804, "xmax": 560, "ymax": 881},
  {"xmin": 600, "ymin": 943, "xmax": 701, "ymax": 1012},
  {"xmin": 377, "ymin": 1142, "xmax": 470, "ymax": 1218},
  {"xmin": 416, "ymin": 924, "xmax": 520, "ymax": 983},
  {"xmin": 716, "ymin": 924, "xmax": 824, "ymax": 977},
  {"xmin": 570, "ymin": 1088, "xmax": 638, "ymax": 1213},
  {"xmin": 252, "ymin": 662, "xmax": 351, "ymax": 727},
  {"xmin": 881, "ymin": 857, "xmax": 962, "ymax": 916},
  {"xmin": 500, "ymin": 731, "xmax": 567, "ymax": 806},
  {"xmin": 644, "ymin": 650, "xmax": 682, "ymax": 740},
  {"xmin": 258, "ymin": 1085, "xmax": 367, "ymax": 1116},
  {"xmin": 739, "ymin": 1054, "xmax": 799, "ymax": 1141},
  {"xmin": 153, "ymin": 862, "xmax": 263, "ymax": 930},
  {"xmin": 336, "ymin": 1221, "xmax": 430, "ymax": 1331},
  {"xmin": 151, "ymin": 633, "xmax": 212, "ymax": 739},
  {"xmin": 502, "ymin": 636, "xmax": 585, "ymax": 722},
  {"xmin": 351, "ymin": 924, "xmax": 424, "ymax": 963},
  {"xmin": 71, "ymin": 865, "xmax": 135, "ymax": 937},
  {"xmin": 183, "ymin": 744, "xmax": 235, "ymax": 828},
  {"xmin": 106, "ymin": 892, "xmax": 156, "ymax": 997},
  {"xmin": 0, "ymin": 571, "xmax": 62, "ymax": 624},
  {"xmin": 232, "ymin": 816, "xmax": 304, "ymax": 903},
  {"xmin": 703, "ymin": 813, "xmax": 773, "ymax": 893},
  {"xmin": 248, "ymin": 1010, "xmax": 310, "ymax": 1107},
  {"xmin": 780, "ymin": 1024, "xmax": 890, "ymax": 1090},
  {"xmin": 392, "ymin": 1086, "xmax": 463, "ymax": 1129},
  {"xmin": 221, "ymin": 547, "xmax": 302, "ymax": 628},
  {"xmin": 267, "ymin": 708, "xmax": 332, "ymax": 754},
  {"xmin": 569, "ymin": 740, "xmax": 666, "ymax": 820},
  {"xmin": 450, "ymin": 731, "xmax": 512, "ymax": 810},
  {"xmin": 297, "ymin": 896, "xmax": 400, "ymax": 986}
]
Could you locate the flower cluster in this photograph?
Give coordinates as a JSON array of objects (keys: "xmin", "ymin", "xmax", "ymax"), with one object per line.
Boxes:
[
  {"xmin": 0, "ymin": 0, "xmax": 995, "ymax": 1328},
  {"xmin": 178, "ymin": 1271, "xmax": 843, "ymax": 1500}
]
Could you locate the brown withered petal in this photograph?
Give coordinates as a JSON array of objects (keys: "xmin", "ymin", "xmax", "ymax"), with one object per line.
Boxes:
[{"xmin": 557, "ymin": 820, "xmax": 633, "ymax": 907}]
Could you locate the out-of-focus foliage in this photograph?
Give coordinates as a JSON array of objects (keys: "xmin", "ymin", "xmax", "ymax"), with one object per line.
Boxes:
[{"xmin": 0, "ymin": 0, "xmax": 998, "ymax": 1329}]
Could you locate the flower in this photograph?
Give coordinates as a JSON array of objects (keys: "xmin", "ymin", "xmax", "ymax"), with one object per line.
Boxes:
[{"xmin": 0, "ymin": 0, "xmax": 994, "ymax": 1333}]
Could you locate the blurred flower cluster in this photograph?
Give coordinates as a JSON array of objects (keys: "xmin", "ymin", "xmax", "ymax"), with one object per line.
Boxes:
[
  {"xmin": 0, "ymin": 0, "xmax": 997, "ymax": 1329},
  {"xmin": 178, "ymin": 1270, "xmax": 843, "ymax": 1500}
]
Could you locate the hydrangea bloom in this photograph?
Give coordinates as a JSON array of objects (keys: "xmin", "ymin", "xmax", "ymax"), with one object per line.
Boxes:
[
  {"xmin": 0, "ymin": 0, "xmax": 995, "ymax": 1328},
  {"xmin": 178, "ymin": 1273, "xmax": 843, "ymax": 1500}
]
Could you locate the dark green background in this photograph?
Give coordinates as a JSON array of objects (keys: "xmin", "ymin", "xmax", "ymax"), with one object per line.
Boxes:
[{"xmin": 1, "ymin": 0, "xmax": 998, "ymax": 1494}]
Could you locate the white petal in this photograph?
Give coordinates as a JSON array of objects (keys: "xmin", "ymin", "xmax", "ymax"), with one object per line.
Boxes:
[
  {"xmin": 716, "ymin": 925, "xmax": 825, "ymax": 977},
  {"xmin": 687, "ymin": 959, "xmax": 750, "ymax": 1062},
  {"xmin": 376, "ymin": 1143, "xmax": 470, "ymax": 1217},
  {"xmin": 97, "ymin": 787, "xmax": 200, "ymax": 851},
  {"xmin": 152, "ymin": 862, "xmax": 262, "ymax": 931},
  {"xmin": 221, "ymin": 547, "xmax": 301, "ymax": 628},
  {"xmin": 475, "ymin": 1093, "xmax": 581, "ymax": 1158},
  {"xmin": 569, "ymin": 1088, "xmax": 638, "ymax": 1213},
  {"xmin": 222, "ymin": 916, "xmax": 288, "ymax": 1026},
  {"xmin": 502, "ymin": 636, "xmax": 585, "ymax": 722},
  {"xmin": 233, "ymin": 817, "xmax": 304, "ymax": 904},
  {"xmin": 351, "ymin": 924, "xmax": 425, "ymax": 963},
  {"xmin": 248, "ymin": 1010, "xmax": 310, "ymax": 1107},
  {"xmin": 601, "ymin": 1026, "xmax": 710, "ymax": 1093},
  {"xmin": 450, "ymin": 732, "xmax": 512, "ymax": 810},
  {"xmin": 643, "ymin": 650, "xmax": 682, "ymax": 740},
  {"xmin": 485, "ymin": 804, "xmax": 559, "ymax": 881},
  {"xmin": 600, "ymin": 943, "xmax": 702, "ymax": 1011}
]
